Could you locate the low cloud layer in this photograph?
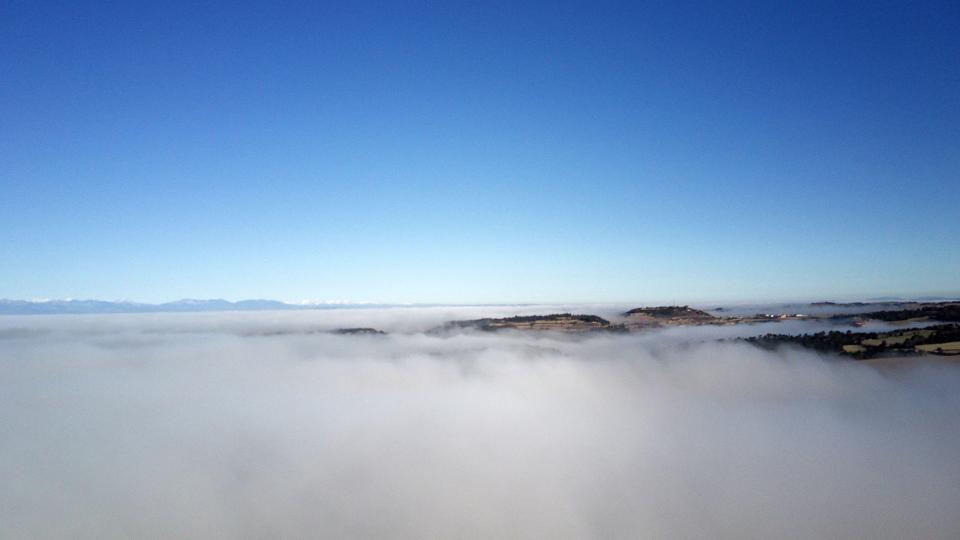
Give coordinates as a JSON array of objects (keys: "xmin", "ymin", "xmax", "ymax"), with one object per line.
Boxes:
[{"xmin": 1, "ymin": 308, "xmax": 959, "ymax": 539}]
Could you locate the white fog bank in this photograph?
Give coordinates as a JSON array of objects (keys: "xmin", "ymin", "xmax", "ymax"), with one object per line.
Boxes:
[{"xmin": 1, "ymin": 309, "xmax": 958, "ymax": 539}]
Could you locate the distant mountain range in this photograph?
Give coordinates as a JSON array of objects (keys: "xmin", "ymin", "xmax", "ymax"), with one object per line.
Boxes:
[{"xmin": 0, "ymin": 299, "xmax": 395, "ymax": 315}]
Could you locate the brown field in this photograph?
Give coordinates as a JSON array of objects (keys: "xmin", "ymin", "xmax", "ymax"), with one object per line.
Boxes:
[
  {"xmin": 862, "ymin": 355, "xmax": 960, "ymax": 369},
  {"xmin": 861, "ymin": 329, "xmax": 933, "ymax": 347},
  {"xmin": 915, "ymin": 341, "xmax": 960, "ymax": 354}
]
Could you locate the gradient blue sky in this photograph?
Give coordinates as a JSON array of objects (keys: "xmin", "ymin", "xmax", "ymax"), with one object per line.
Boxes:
[{"xmin": 2, "ymin": 1, "xmax": 958, "ymax": 304}]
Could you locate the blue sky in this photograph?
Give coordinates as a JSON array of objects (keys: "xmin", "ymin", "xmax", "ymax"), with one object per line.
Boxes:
[{"xmin": 2, "ymin": 1, "xmax": 958, "ymax": 303}]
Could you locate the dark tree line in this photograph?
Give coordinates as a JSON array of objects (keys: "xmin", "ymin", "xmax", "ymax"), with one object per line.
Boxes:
[
  {"xmin": 623, "ymin": 306, "xmax": 713, "ymax": 318},
  {"xmin": 846, "ymin": 304, "xmax": 960, "ymax": 322},
  {"xmin": 742, "ymin": 324, "xmax": 960, "ymax": 359},
  {"xmin": 443, "ymin": 313, "xmax": 613, "ymax": 331}
]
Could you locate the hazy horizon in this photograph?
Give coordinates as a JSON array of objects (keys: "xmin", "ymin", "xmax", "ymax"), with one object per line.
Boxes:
[
  {"xmin": 2, "ymin": 294, "xmax": 960, "ymax": 319},
  {"xmin": 4, "ymin": 292, "xmax": 960, "ymax": 306}
]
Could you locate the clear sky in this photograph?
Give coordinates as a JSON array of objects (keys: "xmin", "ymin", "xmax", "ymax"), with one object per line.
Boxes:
[{"xmin": 2, "ymin": 1, "xmax": 958, "ymax": 304}]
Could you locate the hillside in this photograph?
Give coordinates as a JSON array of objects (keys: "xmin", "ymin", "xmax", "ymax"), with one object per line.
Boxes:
[
  {"xmin": 623, "ymin": 306, "xmax": 716, "ymax": 319},
  {"xmin": 440, "ymin": 313, "xmax": 619, "ymax": 333},
  {"xmin": 743, "ymin": 324, "xmax": 960, "ymax": 359}
]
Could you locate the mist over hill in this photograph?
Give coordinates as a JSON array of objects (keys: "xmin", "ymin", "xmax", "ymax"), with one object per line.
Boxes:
[{"xmin": 1, "ymin": 308, "xmax": 958, "ymax": 539}]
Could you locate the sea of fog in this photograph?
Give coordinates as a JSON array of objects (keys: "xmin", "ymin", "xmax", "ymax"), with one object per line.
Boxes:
[{"xmin": 1, "ymin": 306, "xmax": 959, "ymax": 539}]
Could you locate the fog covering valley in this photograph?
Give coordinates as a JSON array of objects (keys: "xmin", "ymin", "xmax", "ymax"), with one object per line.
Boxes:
[{"xmin": 2, "ymin": 306, "xmax": 959, "ymax": 539}]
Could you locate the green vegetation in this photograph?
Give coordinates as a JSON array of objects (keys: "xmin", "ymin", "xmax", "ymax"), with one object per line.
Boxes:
[
  {"xmin": 743, "ymin": 324, "xmax": 960, "ymax": 359},
  {"xmin": 333, "ymin": 328, "xmax": 386, "ymax": 335},
  {"xmin": 861, "ymin": 329, "xmax": 933, "ymax": 346},
  {"xmin": 854, "ymin": 303, "xmax": 960, "ymax": 322},
  {"xmin": 623, "ymin": 306, "xmax": 715, "ymax": 319},
  {"xmin": 483, "ymin": 313, "xmax": 610, "ymax": 325},
  {"xmin": 442, "ymin": 313, "xmax": 620, "ymax": 332}
]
